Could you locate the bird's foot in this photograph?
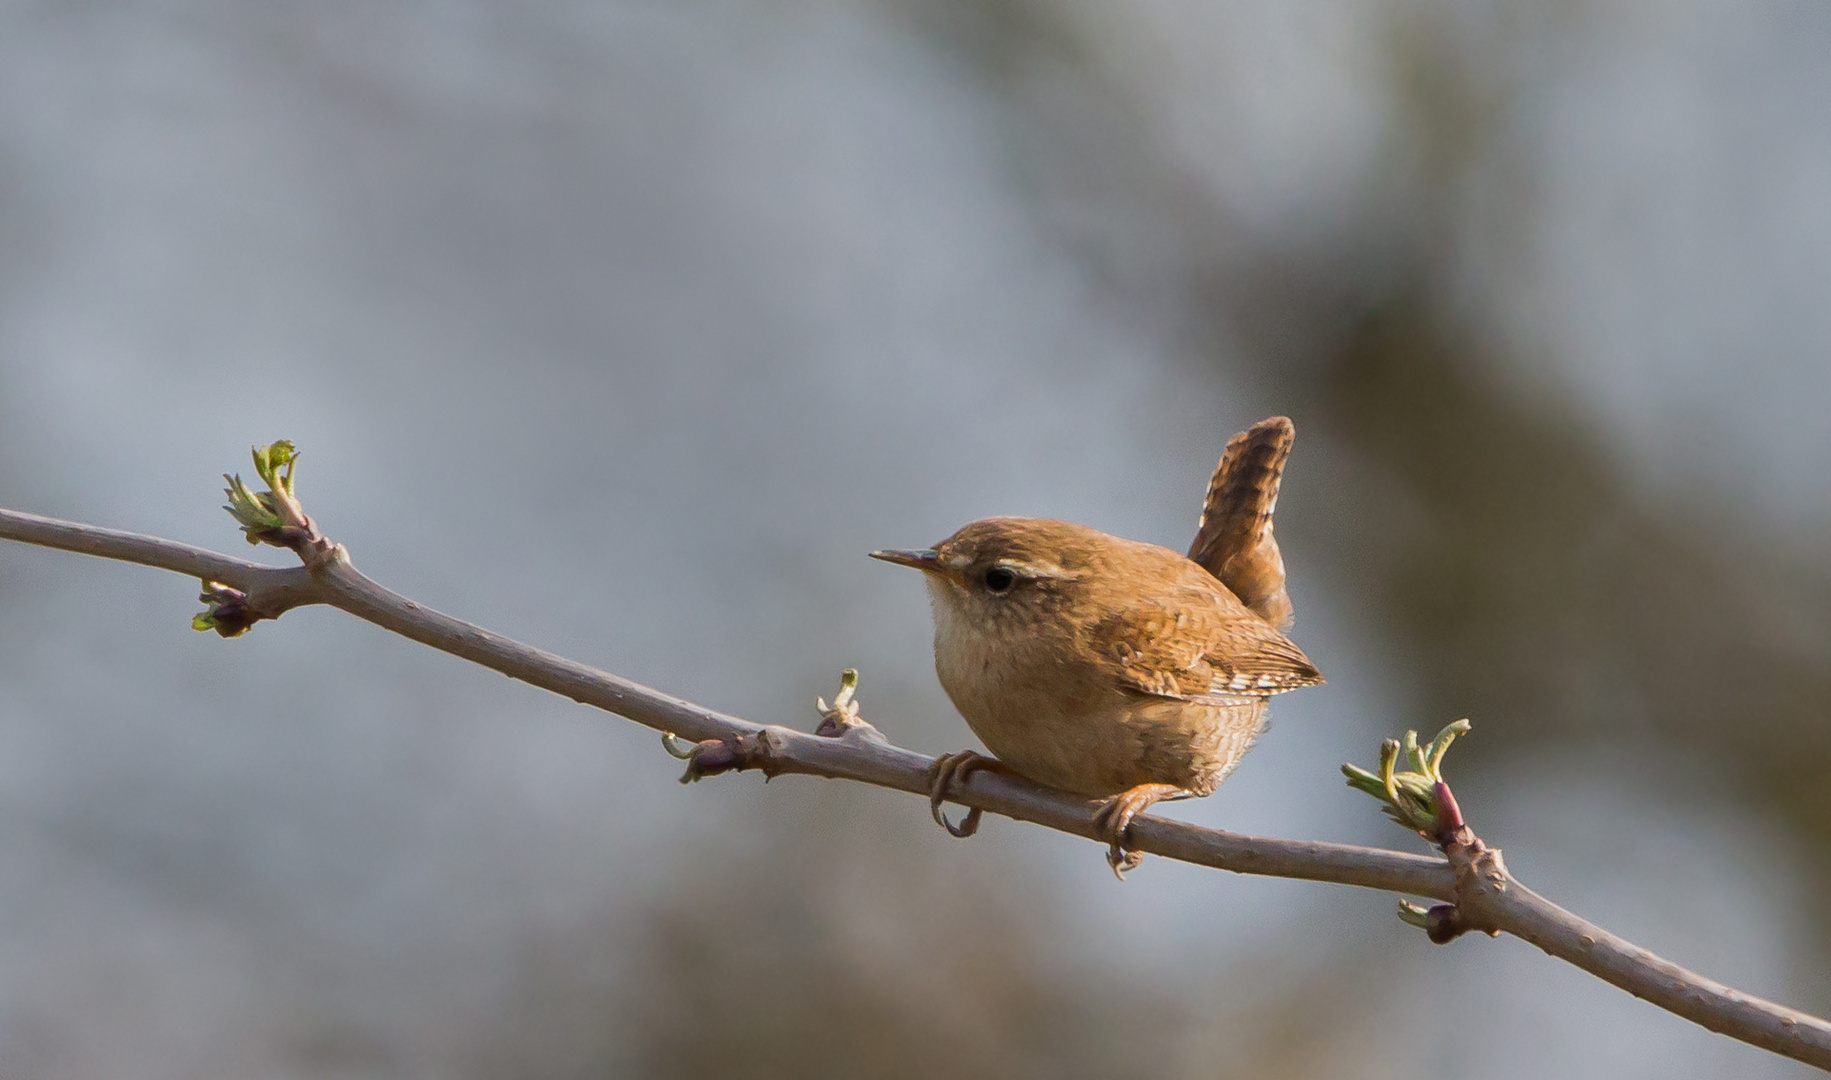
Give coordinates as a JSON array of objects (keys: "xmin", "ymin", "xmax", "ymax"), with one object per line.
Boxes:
[
  {"xmin": 1092, "ymin": 783, "xmax": 1189, "ymax": 880},
  {"xmin": 927, "ymin": 751, "xmax": 1005, "ymax": 838}
]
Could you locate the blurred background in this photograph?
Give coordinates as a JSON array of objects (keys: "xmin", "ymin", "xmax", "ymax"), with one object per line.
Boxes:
[{"xmin": 0, "ymin": 1, "xmax": 1827, "ymax": 1076}]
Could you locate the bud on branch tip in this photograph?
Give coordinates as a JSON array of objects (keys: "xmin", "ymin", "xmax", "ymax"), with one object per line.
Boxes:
[
  {"xmin": 222, "ymin": 440, "xmax": 304, "ymax": 545},
  {"xmin": 1341, "ymin": 719, "xmax": 1471, "ymax": 838}
]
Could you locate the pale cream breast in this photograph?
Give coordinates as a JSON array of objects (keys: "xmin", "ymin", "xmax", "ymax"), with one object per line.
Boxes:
[{"xmin": 926, "ymin": 572, "xmax": 1248, "ymax": 797}]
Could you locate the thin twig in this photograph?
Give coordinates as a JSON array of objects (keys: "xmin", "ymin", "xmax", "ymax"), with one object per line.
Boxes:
[{"xmin": 2, "ymin": 502, "xmax": 1828, "ymax": 1071}]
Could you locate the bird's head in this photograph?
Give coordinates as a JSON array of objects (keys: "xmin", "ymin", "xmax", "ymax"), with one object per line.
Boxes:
[{"xmin": 871, "ymin": 517, "xmax": 1135, "ymax": 639}]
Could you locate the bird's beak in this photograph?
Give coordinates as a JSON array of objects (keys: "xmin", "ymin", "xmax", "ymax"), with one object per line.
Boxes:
[{"xmin": 869, "ymin": 547, "xmax": 942, "ymax": 573}]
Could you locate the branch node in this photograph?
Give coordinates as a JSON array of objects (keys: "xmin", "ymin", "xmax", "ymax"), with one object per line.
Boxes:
[
  {"xmin": 192, "ymin": 576, "xmax": 308, "ymax": 637},
  {"xmin": 1397, "ymin": 898, "xmax": 1472, "ymax": 943},
  {"xmin": 221, "ymin": 441, "xmax": 340, "ymax": 569},
  {"xmin": 192, "ymin": 581, "xmax": 263, "ymax": 637},
  {"xmin": 663, "ymin": 729, "xmax": 785, "ymax": 783},
  {"xmin": 814, "ymin": 668, "xmax": 885, "ymax": 742},
  {"xmin": 1346, "ymin": 719, "xmax": 1504, "ymax": 942}
]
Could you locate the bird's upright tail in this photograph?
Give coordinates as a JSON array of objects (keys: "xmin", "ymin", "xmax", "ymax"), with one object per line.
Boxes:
[{"xmin": 1187, "ymin": 415, "xmax": 1296, "ymax": 628}]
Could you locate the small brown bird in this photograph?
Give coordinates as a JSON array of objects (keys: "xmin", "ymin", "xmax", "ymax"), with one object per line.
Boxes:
[{"xmin": 872, "ymin": 416, "xmax": 1322, "ymax": 875}]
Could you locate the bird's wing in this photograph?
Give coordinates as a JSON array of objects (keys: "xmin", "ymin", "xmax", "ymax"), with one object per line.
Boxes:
[
  {"xmin": 1187, "ymin": 416, "xmax": 1296, "ymax": 629},
  {"xmin": 1096, "ymin": 594, "xmax": 1323, "ymax": 704}
]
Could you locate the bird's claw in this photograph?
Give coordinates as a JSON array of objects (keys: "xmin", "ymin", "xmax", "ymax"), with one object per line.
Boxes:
[
  {"xmin": 1092, "ymin": 783, "xmax": 1186, "ymax": 880},
  {"xmin": 1092, "ymin": 798, "xmax": 1143, "ymax": 879},
  {"xmin": 928, "ymin": 751, "xmax": 997, "ymax": 838},
  {"xmin": 1106, "ymin": 846, "xmax": 1145, "ymax": 879}
]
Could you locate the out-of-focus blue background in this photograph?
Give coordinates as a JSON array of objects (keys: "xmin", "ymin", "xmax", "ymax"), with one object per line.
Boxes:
[{"xmin": 1, "ymin": 3, "xmax": 1828, "ymax": 1077}]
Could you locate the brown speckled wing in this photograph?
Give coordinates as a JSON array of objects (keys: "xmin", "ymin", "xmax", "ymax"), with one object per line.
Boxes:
[
  {"xmin": 1097, "ymin": 595, "xmax": 1323, "ymax": 705},
  {"xmin": 1187, "ymin": 416, "xmax": 1296, "ymax": 629}
]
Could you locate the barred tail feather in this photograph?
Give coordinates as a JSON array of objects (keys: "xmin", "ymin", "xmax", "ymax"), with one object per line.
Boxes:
[{"xmin": 1188, "ymin": 416, "xmax": 1296, "ymax": 628}]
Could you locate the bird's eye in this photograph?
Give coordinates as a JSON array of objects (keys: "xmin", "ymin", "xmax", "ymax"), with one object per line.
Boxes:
[{"xmin": 983, "ymin": 567, "xmax": 1016, "ymax": 593}]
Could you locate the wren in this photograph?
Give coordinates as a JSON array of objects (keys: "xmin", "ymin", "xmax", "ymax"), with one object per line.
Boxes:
[{"xmin": 871, "ymin": 416, "xmax": 1321, "ymax": 876}]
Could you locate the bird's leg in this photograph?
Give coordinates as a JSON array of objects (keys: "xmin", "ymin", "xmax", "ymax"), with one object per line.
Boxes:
[
  {"xmin": 1093, "ymin": 783, "xmax": 1190, "ymax": 879},
  {"xmin": 927, "ymin": 751, "xmax": 1008, "ymax": 838}
]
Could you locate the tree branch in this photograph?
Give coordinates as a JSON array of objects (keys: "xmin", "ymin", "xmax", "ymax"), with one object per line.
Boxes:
[
  {"xmin": 0, "ymin": 504, "xmax": 1447, "ymax": 897},
  {"xmin": 3, "ymin": 488, "xmax": 1828, "ymax": 1071}
]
